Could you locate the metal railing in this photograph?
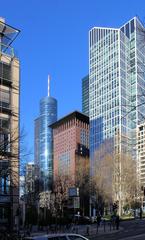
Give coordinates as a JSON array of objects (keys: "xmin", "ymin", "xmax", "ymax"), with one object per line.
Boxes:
[{"xmin": 0, "ymin": 43, "xmax": 14, "ymax": 57}]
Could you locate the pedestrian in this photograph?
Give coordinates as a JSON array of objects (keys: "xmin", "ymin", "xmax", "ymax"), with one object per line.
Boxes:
[
  {"xmin": 140, "ymin": 207, "xmax": 142, "ymax": 219},
  {"xmin": 115, "ymin": 215, "xmax": 120, "ymax": 230},
  {"xmin": 97, "ymin": 213, "xmax": 101, "ymax": 226},
  {"xmin": 111, "ymin": 214, "xmax": 116, "ymax": 229}
]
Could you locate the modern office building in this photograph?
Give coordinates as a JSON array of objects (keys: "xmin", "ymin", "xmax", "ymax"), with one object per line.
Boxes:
[
  {"xmin": 50, "ymin": 111, "xmax": 89, "ymax": 215},
  {"xmin": 34, "ymin": 76, "xmax": 57, "ymax": 191},
  {"xmin": 0, "ymin": 18, "xmax": 20, "ymax": 228},
  {"xmin": 20, "ymin": 176, "xmax": 25, "ymax": 197},
  {"xmin": 25, "ymin": 163, "xmax": 35, "ymax": 194},
  {"xmin": 34, "ymin": 117, "xmax": 40, "ymax": 169},
  {"xmin": 137, "ymin": 123, "xmax": 145, "ymax": 189},
  {"xmin": 89, "ymin": 17, "xmax": 145, "ymax": 176},
  {"xmin": 82, "ymin": 75, "xmax": 89, "ymax": 116}
]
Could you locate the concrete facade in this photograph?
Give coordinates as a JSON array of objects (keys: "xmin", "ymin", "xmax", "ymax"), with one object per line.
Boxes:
[{"xmin": 0, "ymin": 19, "xmax": 20, "ymax": 229}]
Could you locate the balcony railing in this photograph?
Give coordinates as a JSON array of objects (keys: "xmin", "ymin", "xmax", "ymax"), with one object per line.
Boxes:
[{"xmin": 0, "ymin": 43, "xmax": 14, "ymax": 57}]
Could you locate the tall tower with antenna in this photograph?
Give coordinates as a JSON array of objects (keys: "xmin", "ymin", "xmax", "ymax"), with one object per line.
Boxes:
[
  {"xmin": 48, "ymin": 75, "xmax": 50, "ymax": 97},
  {"xmin": 34, "ymin": 75, "xmax": 57, "ymax": 190}
]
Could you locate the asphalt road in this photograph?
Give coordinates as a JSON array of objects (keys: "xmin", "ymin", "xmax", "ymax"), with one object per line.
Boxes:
[{"xmin": 90, "ymin": 219, "xmax": 145, "ymax": 240}]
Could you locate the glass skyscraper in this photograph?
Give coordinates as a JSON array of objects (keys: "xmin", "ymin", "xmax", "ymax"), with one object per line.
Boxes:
[
  {"xmin": 82, "ymin": 75, "xmax": 89, "ymax": 116},
  {"xmin": 89, "ymin": 17, "xmax": 145, "ymax": 174},
  {"xmin": 35, "ymin": 77, "xmax": 57, "ymax": 190}
]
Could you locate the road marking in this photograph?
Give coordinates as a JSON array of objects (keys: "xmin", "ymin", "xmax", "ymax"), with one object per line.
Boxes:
[{"xmin": 119, "ymin": 233, "xmax": 145, "ymax": 240}]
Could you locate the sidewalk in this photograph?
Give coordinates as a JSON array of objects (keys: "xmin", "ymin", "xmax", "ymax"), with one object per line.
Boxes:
[
  {"xmin": 72, "ymin": 223, "xmax": 123, "ymax": 236},
  {"xmin": 28, "ymin": 223, "xmax": 123, "ymax": 237}
]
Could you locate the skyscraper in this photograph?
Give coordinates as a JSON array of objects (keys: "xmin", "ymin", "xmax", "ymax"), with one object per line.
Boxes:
[
  {"xmin": 0, "ymin": 18, "xmax": 20, "ymax": 228},
  {"xmin": 82, "ymin": 75, "xmax": 89, "ymax": 116},
  {"xmin": 89, "ymin": 17, "xmax": 145, "ymax": 174},
  {"xmin": 137, "ymin": 123, "xmax": 145, "ymax": 189},
  {"xmin": 34, "ymin": 117, "xmax": 40, "ymax": 168},
  {"xmin": 25, "ymin": 163, "xmax": 35, "ymax": 194},
  {"xmin": 35, "ymin": 76, "xmax": 57, "ymax": 190},
  {"xmin": 50, "ymin": 111, "xmax": 89, "ymax": 215},
  {"xmin": 50, "ymin": 111, "xmax": 89, "ymax": 181}
]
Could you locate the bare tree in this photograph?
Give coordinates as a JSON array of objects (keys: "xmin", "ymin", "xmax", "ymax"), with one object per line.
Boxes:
[
  {"xmin": 52, "ymin": 175, "xmax": 73, "ymax": 218},
  {"xmin": 113, "ymin": 151, "xmax": 137, "ymax": 215},
  {"xmin": 75, "ymin": 158, "xmax": 90, "ymax": 215},
  {"xmin": 91, "ymin": 139, "xmax": 137, "ymax": 216},
  {"xmin": 0, "ymin": 125, "xmax": 32, "ymax": 230}
]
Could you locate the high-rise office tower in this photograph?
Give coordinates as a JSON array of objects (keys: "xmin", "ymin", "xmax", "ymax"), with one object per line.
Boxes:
[
  {"xmin": 34, "ymin": 117, "xmax": 40, "ymax": 168},
  {"xmin": 35, "ymin": 76, "xmax": 57, "ymax": 190},
  {"xmin": 82, "ymin": 75, "xmax": 89, "ymax": 116},
  {"xmin": 0, "ymin": 18, "xmax": 20, "ymax": 228},
  {"xmin": 89, "ymin": 17, "xmax": 145, "ymax": 174},
  {"xmin": 50, "ymin": 111, "xmax": 89, "ymax": 181},
  {"xmin": 25, "ymin": 163, "xmax": 35, "ymax": 194},
  {"xmin": 137, "ymin": 123, "xmax": 145, "ymax": 188},
  {"xmin": 50, "ymin": 111, "xmax": 89, "ymax": 215}
]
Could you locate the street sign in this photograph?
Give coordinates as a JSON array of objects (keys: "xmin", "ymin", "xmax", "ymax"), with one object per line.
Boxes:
[{"xmin": 68, "ymin": 187, "xmax": 79, "ymax": 197}]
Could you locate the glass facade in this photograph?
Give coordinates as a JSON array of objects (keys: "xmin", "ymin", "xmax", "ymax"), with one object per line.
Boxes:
[
  {"xmin": 137, "ymin": 123, "xmax": 145, "ymax": 188},
  {"xmin": 82, "ymin": 75, "xmax": 89, "ymax": 116},
  {"xmin": 39, "ymin": 96, "xmax": 57, "ymax": 190},
  {"xmin": 89, "ymin": 17, "xmax": 145, "ymax": 174},
  {"xmin": 34, "ymin": 117, "xmax": 40, "ymax": 168}
]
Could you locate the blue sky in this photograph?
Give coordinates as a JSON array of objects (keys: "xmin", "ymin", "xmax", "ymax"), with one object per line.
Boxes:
[{"xmin": 1, "ymin": 0, "xmax": 145, "ymax": 160}]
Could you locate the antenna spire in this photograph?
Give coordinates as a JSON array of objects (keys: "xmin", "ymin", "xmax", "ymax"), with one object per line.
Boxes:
[{"xmin": 48, "ymin": 75, "xmax": 50, "ymax": 96}]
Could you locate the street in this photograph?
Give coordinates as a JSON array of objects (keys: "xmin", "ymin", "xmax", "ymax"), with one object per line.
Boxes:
[{"xmin": 90, "ymin": 219, "xmax": 145, "ymax": 240}]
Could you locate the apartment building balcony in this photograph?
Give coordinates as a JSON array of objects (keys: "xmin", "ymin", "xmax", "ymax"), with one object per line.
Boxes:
[
  {"xmin": 0, "ymin": 17, "xmax": 20, "ymax": 58},
  {"xmin": 0, "ymin": 42, "xmax": 15, "ymax": 58}
]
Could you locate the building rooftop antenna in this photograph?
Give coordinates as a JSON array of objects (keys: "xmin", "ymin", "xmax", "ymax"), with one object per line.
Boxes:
[{"xmin": 48, "ymin": 74, "xmax": 50, "ymax": 97}]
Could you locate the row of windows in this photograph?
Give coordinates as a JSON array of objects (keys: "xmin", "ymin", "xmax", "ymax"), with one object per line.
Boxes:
[
  {"xmin": 0, "ymin": 175, "xmax": 10, "ymax": 194},
  {"xmin": 0, "ymin": 62, "xmax": 11, "ymax": 80},
  {"xmin": 120, "ymin": 19, "xmax": 135, "ymax": 38},
  {"xmin": 0, "ymin": 88, "xmax": 10, "ymax": 109},
  {"xmin": 90, "ymin": 28, "xmax": 118, "ymax": 48}
]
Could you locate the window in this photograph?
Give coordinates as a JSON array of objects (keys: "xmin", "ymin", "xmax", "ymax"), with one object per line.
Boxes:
[
  {"xmin": 0, "ymin": 62, "xmax": 11, "ymax": 80},
  {"xmin": 0, "ymin": 207, "xmax": 9, "ymax": 220},
  {"xmin": 131, "ymin": 19, "xmax": 135, "ymax": 33},
  {"xmin": 0, "ymin": 118, "xmax": 10, "ymax": 130},
  {"xmin": 0, "ymin": 174, "xmax": 10, "ymax": 194},
  {"xmin": 126, "ymin": 23, "xmax": 130, "ymax": 38},
  {"xmin": 0, "ymin": 132, "xmax": 10, "ymax": 153},
  {"xmin": 0, "ymin": 89, "xmax": 10, "ymax": 108}
]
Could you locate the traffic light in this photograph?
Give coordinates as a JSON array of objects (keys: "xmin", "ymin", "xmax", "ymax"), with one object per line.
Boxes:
[{"xmin": 113, "ymin": 202, "xmax": 118, "ymax": 211}]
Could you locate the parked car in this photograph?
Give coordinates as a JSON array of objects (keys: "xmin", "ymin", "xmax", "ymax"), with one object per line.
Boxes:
[
  {"xmin": 73, "ymin": 215, "xmax": 91, "ymax": 224},
  {"xmin": 24, "ymin": 233, "xmax": 90, "ymax": 240}
]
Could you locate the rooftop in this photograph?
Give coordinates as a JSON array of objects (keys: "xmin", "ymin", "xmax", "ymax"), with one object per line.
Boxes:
[{"xmin": 50, "ymin": 110, "xmax": 89, "ymax": 128}]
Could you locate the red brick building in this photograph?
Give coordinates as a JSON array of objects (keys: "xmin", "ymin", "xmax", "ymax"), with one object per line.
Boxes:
[{"xmin": 50, "ymin": 111, "xmax": 89, "ymax": 183}]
